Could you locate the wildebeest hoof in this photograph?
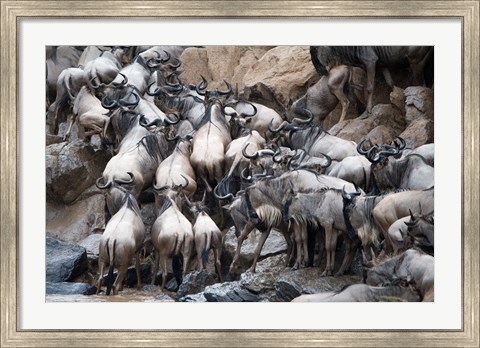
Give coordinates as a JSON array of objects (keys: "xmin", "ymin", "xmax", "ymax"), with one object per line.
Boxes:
[{"xmin": 320, "ymin": 271, "xmax": 328, "ymax": 277}]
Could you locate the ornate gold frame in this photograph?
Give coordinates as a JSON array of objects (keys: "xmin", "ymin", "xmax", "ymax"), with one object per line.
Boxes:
[{"xmin": 1, "ymin": 1, "xmax": 478, "ymax": 347}]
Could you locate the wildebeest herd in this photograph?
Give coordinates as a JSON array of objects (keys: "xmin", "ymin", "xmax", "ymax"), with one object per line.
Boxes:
[{"xmin": 46, "ymin": 45, "xmax": 434, "ymax": 302}]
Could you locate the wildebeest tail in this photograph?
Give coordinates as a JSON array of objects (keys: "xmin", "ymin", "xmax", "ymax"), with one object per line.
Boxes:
[
  {"xmin": 202, "ymin": 233, "xmax": 211, "ymax": 266},
  {"xmin": 310, "ymin": 46, "xmax": 328, "ymax": 76},
  {"xmin": 106, "ymin": 239, "xmax": 116, "ymax": 295}
]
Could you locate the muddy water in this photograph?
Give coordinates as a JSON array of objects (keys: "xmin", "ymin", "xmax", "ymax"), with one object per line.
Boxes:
[{"xmin": 46, "ymin": 288, "xmax": 176, "ymax": 302}]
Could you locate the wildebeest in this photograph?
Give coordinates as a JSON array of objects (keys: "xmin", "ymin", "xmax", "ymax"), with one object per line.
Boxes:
[
  {"xmin": 358, "ymin": 138, "xmax": 434, "ymax": 192},
  {"xmin": 185, "ymin": 195, "xmax": 226, "ymax": 281},
  {"xmin": 150, "ymin": 193, "xmax": 194, "ymax": 290},
  {"xmin": 404, "ymin": 210, "xmax": 434, "ymax": 255},
  {"xmin": 285, "ymin": 187, "xmax": 361, "ymax": 275},
  {"xmin": 364, "ymin": 248, "xmax": 434, "ymax": 301},
  {"xmin": 292, "ymin": 281, "xmax": 422, "ymax": 302},
  {"xmin": 190, "ymin": 80, "xmax": 233, "ymax": 192},
  {"xmin": 310, "ymin": 46, "xmax": 433, "ymax": 118},
  {"xmin": 289, "ymin": 65, "xmax": 364, "ymax": 125},
  {"xmin": 97, "ymin": 183, "xmax": 145, "ymax": 295},
  {"xmin": 64, "ymin": 86, "xmax": 110, "ymax": 141},
  {"xmin": 372, "ymin": 187, "xmax": 434, "ymax": 255}
]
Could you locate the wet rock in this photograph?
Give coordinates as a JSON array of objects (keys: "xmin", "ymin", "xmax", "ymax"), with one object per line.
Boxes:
[
  {"xmin": 239, "ymin": 254, "xmax": 286, "ymax": 294},
  {"xmin": 203, "ymin": 281, "xmax": 260, "ymax": 302},
  {"xmin": 46, "ymin": 281, "xmax": 96, "ymax": 295},
  {"xmin": 103, "ymin": 264, "xmax": 152, "ymax": 288},
  {"xmin": 165, "ymin": 277, "xmax": 179, "ymax": 292},
  {"xmin": 77, "ymin": 233, "xmax": 102, "ymax": 259},
  {"xmin": 405, "ymin": 86, "xmax": 434, "ymax": 123},
  {"xmin": 398, "ymin": 117, "xmax": 434, "ymax": 149},
  {"xmin": 223, "ymin": 227, "xmax": 287, "ymax": 274},
  {"xmin": 178, "ymin": 293, "xmax": 208, "ymax": 302},
  {"xmin": 154, "ymin": 293, "xmax": 175, "ymax": 302},
  {"xmin": 275, "ymin": 268, "xmax": 362, "ymax": 302},
  {"xmin": 46, "ymin": 237, "xmax": 88, "ymax": 282},
  {"xmin": 46, "ymin": 190, "xmax": 106, "ymax": 243},
  {"xmin": 176, "ymin": 270, "xmax": 218, "ymax": 299},
  {"xmin": 46, "ymin": 140, "xmax": 111, "ymax": 204},
  {"xmin": 243, "ymin": 46, "xmax": 319, "ymax": 112}
]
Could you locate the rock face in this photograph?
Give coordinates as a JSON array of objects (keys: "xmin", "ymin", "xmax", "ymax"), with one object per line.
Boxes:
[
  {"xmin": 176, "ymin": 270, "xmax": 218, "ymax": 300},
  {"xmin": 46, "ymin": 281, "xmax": 96, "ymax": 295},
  {"xmin": 243, "ymin": 46, "xmax": 319, "ymax": 112},
  {"xmin": 46, "ymin": 237, "xmax": 88, "ymax": 282},
  {"xmin": 404, "ymin": 87, "xmax": 434, "ymax": 123},
  {"xmin": 399, "ymin": 117, "xmax": 434, "ymax": 149},
  {"xmin": 46, "ymin": 140, "xmax": 110, "ymax": 204},
  {"xmin": 46, "ymin": 190, "xmax": 106, "ymax": 243},
  {"xmin": 223, "ymin": 227, "xmax": 288, "ymax": 275},
  {"xmin": 203, "ymin": 281, "xmax": 260, "ymax": 302},
  {"xmin": 330, "ymin": 103, "xmax": 405, "ymax": 143},
  {"xmin": 179, "ymin": 46, "xmax": 270, "ymax": 93}
]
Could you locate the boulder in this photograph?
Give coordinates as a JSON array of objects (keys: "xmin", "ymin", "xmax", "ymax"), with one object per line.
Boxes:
[
  {"xmin": 46, "ymin": 281, "xmax": 96, "ymax": 295},
  {"xmin": 203, "ymin": 281, "xmax": 260, "ymax": 302},
  {"xmin": 176, "ymin": 270, "xmax": 218, "ymax": 299},
  {"xmin": 77, "ymin": 233, "xmax": 102, "ymax": 258},
  {"xmin": 398, "ymin": 117, "xmax": 434, "ymax": 149},
  {"xmin": 206, "ymin": 46, "xmax": 242, "ymax": 87},
  {"xmin": 223, "ymin": 227, "xmax": 287, "ymax": 274},
  {"xmin": 46, "ymin": 190, "xmax": 106, "ymax": 243},
  {"xmin": 243, "ymin": 46, "xmax": 319, "ymax": 112},
  {"xmin": 231, "ymin": 47, "xmax": 271, "ymax": 95},
  {"xmin": 46, "ymin": 237, "xmax": 88, "ymax": 282},
  {"xmin": 103, "ymin": 264, "xmax": 152, "ymax": 288},
  {"xmin": 46, "ymin": 140, "xmax": 111, "ymax": 204},
  {"xmin": 274, "ymin": 269, "xmax": 362, "ymax": 302},
  {"xmin": 404, "ymin": 86, "xmax": 434, "ymax": 123},
  {"xmin": 178, "ymin": 293, "xmax": 208, "ymax": 302},
  {"xmin": 364, "ymin": 125, "xmax": 399, "ymax": 146},
  {"xmin": 178, "ymin": 47, "xmax": 210, "ymax": 85},
  {"xmin": 239, "ymin": 254, "xmax": 286, "ymax": 295},
  {"xmin": 330, "ymin": 103, "xmax": 405, "ymax": 142}
]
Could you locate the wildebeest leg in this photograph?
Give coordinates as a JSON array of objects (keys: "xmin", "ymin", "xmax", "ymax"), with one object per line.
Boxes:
[
  {"xmin": 359, "ymin": 62, "xmax": 377, "ymax": 119},
  {"xmin": 63, "ymin": 113, "xmax": 77, "ymax": 140},
  {"xmin": 213, "ymin": 248, "xmax": 223, "ymax": 282},
  {"xmin": 135, "ymin": 252, "xmax": 142, "ymax": 290},
  {"xmin": 250, "ymin": 229, "xmax": 271, "ymax": 273},
  {"xmin": 335, "ymin": 236, "xmax": 360, "ymax": 276},
  {"xmin": 293, "ymin": 222, "xmax": 307, "ymax": 269},
  {"xmin": 229, "ymin": 220, "xmax": 255, "ymax": 273},
  {"xmin": 280, "ymin": 228, "xmax": 293, "ymax": 268},
  {"xmin": 160, "ymin": 254, "xmax": 168, "ymax": 291},
  {"xmin": 381, "ymin": 68, "xmax": 394, "ymax": 89},
  {"xmin": 313, "ymin": 227, "xmax": 325, "ymax": 267},
  {"xmin": 96, "ymin": 261, "xmax": 105, "ymax": 294},
  {"xmin": 321, "ymin": 226, "xmax": 339, "ymax": 277},
  {"xmin": 113, "ymin": 264, "xmax": 128, "ymax": 295},
  {"xmin": 328, "ymin": 66, "xmax": 351, "ymax": 123},
  {"xmin": 151, "ymin": 250, "xmax": 159, "ymax": 285}
]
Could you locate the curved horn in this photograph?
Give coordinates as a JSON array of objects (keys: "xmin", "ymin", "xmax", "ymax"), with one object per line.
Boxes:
[
  {"xmin": 292, "ymin": 109, "xmax": 314, "ymax": 124},
  {"xmin": 163, "ymin": 112, "xmax": 180, "ymax": 125},
  {"xmin": 118, "ymin": 91, "xmax": 140, "ymax": 107},
  {"xmin": 409, "ymin": 209, "xmax": 415, "ymax": 221},
  {"xmin": 101, "ymin": 95, "xmax": 118, "ymax": 109},
  {"xmin": 195, "ymin": 75, "xmax": 208, "ymax": 96},
  {"xmin": 257, "ymin": 149, "xmax": 276, "ymax": 157},
  {"xmin": 394, "ymin": 137, "xmax": 406, "ymax": 150},
  {"xmin": 112, "ymin": 73, "xmax": 128, "ymax": 87},
  {"xmin": 179, "ymin": 174, "xmax": 189, "ymax": 189},
  {"xmin": 167, "ymin": 57, "xmax": 181, "ymax": 69},
  {"xmin": 139, "ymin": 114, "xmax": 162, "ymax": 128},
  {"xmin": 240, "ymin": 167, "xmax": 253, "ymax": 182},
  {"xmin": 241, "ymin": 102, "xmax": 257, "ymax": 118},
  {"xmin": 268, "ymin": 119, "xmax": 289, "ymax": 133},
  {"xmin": 114, "ymin": 172, "xmax": 134, "ymax": 185},
  {"xmin": 252, "ymin": 166, "xmax": 268, "ymax": 179},
  {"xmin": 218, "ymin": 80, "xmax": 233, "ymax": 96},
  {"xmin": 95, "ymin": 177, "xmax": 112, "ymax": 190},
  {"xmin": 357, "ymin": 139, "xmax": 370, "ymax": 156},
  {"xmin": 89, "ymin": 75, "xmax": 103, "ymax": 89},
  {"xmin": 159, "ymin": 50, "xmax": 171, "ymax": 63},
  {"xmin": 320, "ymin": 153, "xmax": 333, "ymax": 168},
  {"xmin": 166, "ymin": 133, "xmax": 180, "ymax": 142},
  {"xmin": 213, "ymin": 183, "xmax": 234, "ymax": 201},
  {"xmin": 221, "ymin": 103, "xmax": 238, "ymax": 117},
  {"xmin": 242, "ymin": 143, "xmax": 259, "ymax": 159}
]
